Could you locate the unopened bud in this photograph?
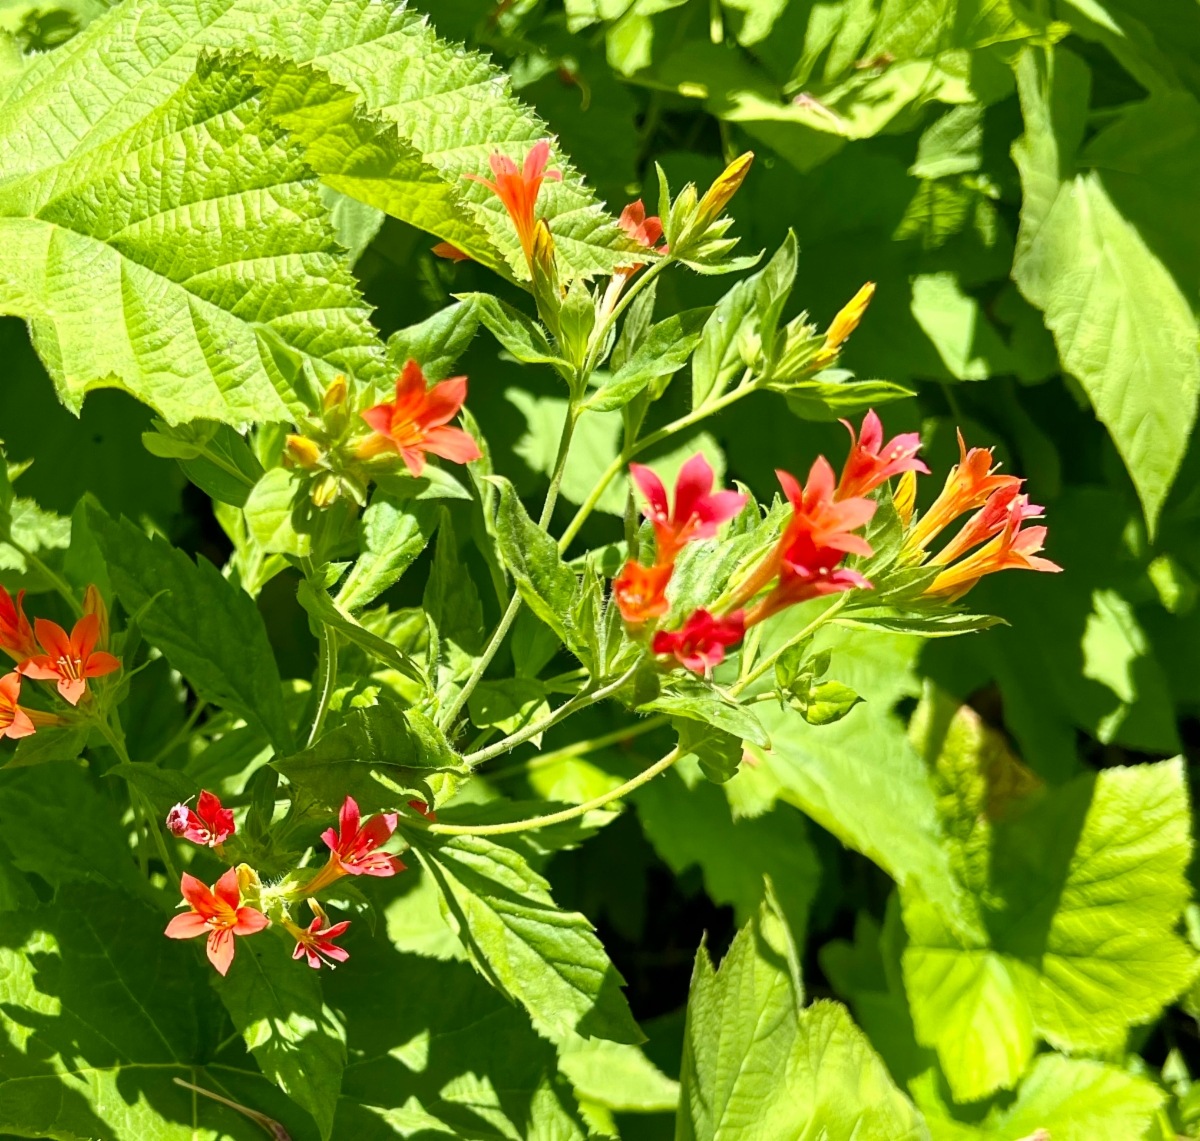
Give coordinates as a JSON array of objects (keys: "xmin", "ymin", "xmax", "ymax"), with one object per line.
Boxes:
[
  {"xmin": 695, "ymin": 151, "xmax": 754, "ymax": 229},
  {"xmin": 82, "ymin": 584, "xmax": 109, "ymax": 651},
  {"xmin": 529, "ymin": 219, "xmax": 562, "ymax": 337},
  {"xmin": 894, "ymin": 469, "xmax": 917, "ymax": 527},
  {"xmin": 322, "ymin": 376, "xmax": 347, "ymax": 411},
  {"xmin": 236, "ymin": 864, "xmax": 263, "ymax": 907},
  {"xmin": 285, "ymin": 434, "xmax": 322, "ymax": 469},
  {"xmin": 825, "ymin": 282, "xmax": 875, "ymax": 352},
  {"xmin": 311, "ymin": 471, "xmax": 341, "ymax": 507},
  {"xmin": 166, "ymin": 803, "xmax": 190, "ymax": 837}
]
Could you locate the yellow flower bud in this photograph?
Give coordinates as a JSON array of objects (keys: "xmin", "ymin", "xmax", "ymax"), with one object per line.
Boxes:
[
  {"xmin": 824, "ymin": 282, "xmax": 875, "ymax": 352},
  {"xmin": 285, "ymin": 434, "xmax": 322, "ymax": 469},
  {"xmin": 894, "ymin": 469, "xmax": 917, "ymax": 527},
  {"xmin": 311, "ymin": 471, "xmax": 341, "ymax": 507},
  {"xmin": 695, "ymin": 151, "xmax": 754, "ymax": 229},
  {"xmin": 323, "ymin": 375, "xmax": 348, "ymax": 411}
]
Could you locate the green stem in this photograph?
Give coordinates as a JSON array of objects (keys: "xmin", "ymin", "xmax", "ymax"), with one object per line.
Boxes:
[
  {"xmin": 730, "ymin": 593, "xmax": 850, "ymax": 697},
  {"xmin": 146, "ymin": 700, "xmax": 207, "ymax": 767},
  {"xmin": 462, "ymin": 662, "xmax": 642, "ymax": 768},
  {"xmin": 486, "ymin": 714, "xmax": 670, "ymax": 783},
  {"xmin": 559, "ymin": 380, "xmax": 757, "ymax": 554},
  {"xmin": 427, "ymin": 746, "xmax": 681, "ymax": 836},
  {"xmin": 307, "ymin": 621, "xmax": 338, "ymax": 748},
  {"xmin": 583, "ymin": 258, "xmax": 669, "ymax": 378},
  {"xmin": 439, "ymin": 391, "xmax": 585, "ymax": 732},
  {"xmin": 10, "ymin": 542, "xmax": 81, "ymax": 616}
]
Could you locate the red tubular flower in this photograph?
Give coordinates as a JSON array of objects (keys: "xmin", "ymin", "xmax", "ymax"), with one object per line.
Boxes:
[
  {"xmin": 291, "ymin": 915, "xmax": 351, "ymax": 970},
  {"xmin": 357, "ymin": 359, "xmax": 482, "ymax": 476},
  {"xmin": 164, "ymin": 869, "xmax": 269, "ymax": 976},
  {"xmin": 613, "ymin": 559, "xmax": 673, "ymax": 623},
  {"xmin": 305, "ymin": 796, "xmax": 405, "ymax": 896},
  {"xmin": 0, "ymin": 671, "xmax": 35, "ymax": 739},
  {"xmin": 907, "ymin": 432, "xmax": 1020, "ymax": 552},
  {"xmin": 631, "ymin": 454, "xmax": 747, "ymax": 565},
  {"xmin": 0, "ymin": 588, "xmax": 37, "ymax": 663},
  {"xmin": 407, "ymin": 799, "xmax": 437, "ymax": 822},
  {"xmin": 746, "ymin": 529, "xmax": 874, "ymax": 626},
  {"xmin": 19, "ymin": 613, "xmax": 121, "ymax": 705},
  {"xmin": 836, "ymin": 410, "xmax": 928, "ymax": 501},
  {"xmin": 925, "ymin": 495, "xmax": 1062, "ymax": 601},
  {"xmin": 928, "ymin": 486, "xmax": 1043, "ymax": 567},
  {"xmin": 465, "ymin": 140, "xmax": 562, "ymax": 263},
  {"xmin": 431, "ymin": 241, "xmax": 472, "ymax": 263},
  {"xmin": 618, "ymin": 200, "xmax": 665, "ymax": 266},
  {"xmin": 166, "ymin": 790, "xmax": 236, "ymax": 848},
  {"xmin": 653, "ymin": 608, "xmax": 745, "ymax": 673}
]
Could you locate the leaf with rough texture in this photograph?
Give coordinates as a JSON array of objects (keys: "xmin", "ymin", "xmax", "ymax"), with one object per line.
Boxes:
[
  {"xmin": 336, "ymin": 493, "xmax": 438, "ymax": 612},
  {"xmin": 215, "ymin": 929, "xmax": 346, "ymax": 1140},
  {"xmin": 0, "ymin": 884, "xmax": 309, "ymax": 1141},
  {"xmin": 1012, "ymin": 47, "xmax": 1200, "ymax": 532},
  {"xmin": 86, "ymin": 498, "xmax": 292, "ymax": 754},
  {"xmin": 410, "ymin": 830, "xmax": 644, "ymax": 1045},
  {"xmin": 587, "ymin": 307, "xmax": 712, "ymax": 412},
  {"xmin": 678, "ymin": 888, "xmax": 927, "ymax": 1141}
]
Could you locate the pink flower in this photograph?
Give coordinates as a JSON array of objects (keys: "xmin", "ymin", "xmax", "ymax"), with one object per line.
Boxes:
[
  {"xmin": 653, "ymin": 608, "xmax": 745, "ymax": 673},
  {"xmin": 291, "ymin": 915, "xmax": 351, "ymax": 970},
  {"xmin": 164, "ymin": 869, "xmax": 269, "ymax": 976},
  {"xmin": 836, "ymin": 410, "xmax": 928, "ymax": 501},
  {"xmin": 631, "ymin": 454, "xmax": 747, "ymax": 565},
  {"xmin": 166, "ymin": 790, "xmax": 235, "ymax": 848},
  {"xmin": 304, "ymin": 796, "xmax": 406, "ymax": 895},
  {"xmin": 357, "ymin": 359, "xmax": 482, "ymax": 477}
]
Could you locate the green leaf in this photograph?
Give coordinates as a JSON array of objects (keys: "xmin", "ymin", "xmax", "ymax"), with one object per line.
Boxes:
[
  {"xmin": 1012, "ymin": 47, "xmax": 1200, "ymax": 532},
  {"xmin": 462, "ymin": 292, "xmax": 566, "ymax": 371},
  {"xmin": 903, "ymin": 755, "xmax": 1199, "ymax": 1101},
  {"xmin": 678, "ymin": 887, "xmax": 925, "ymax": 1141},
  {"xmin": 162, "ymin": 421, "xmax": 264, "ymax": 508},
  {"xmin": 215, "ymin": 929, "xmax": 346, "ymax": 1141},
  {"xmin": 85, "ymin": 499, "xmax": 292, "ymax": 755},
  {"xmin": 556, "ymin": 1034, "xmax": 679, "ymax": 1113},
  {"xmin": 297, "ymin": 579, "xmax": 423, "ymax": 683},
  {"xmin": 244, "ymin": 466, "xmax": 312, "ymax": 557},
  {"xmin": 386, "ymin": 299, "xmax": 481, "ymax": 381},
  {"xmin": 691, "ymin": 271, "xmax": 758, "ymax": 409},
  {"xmin": 107, "ymin": 763, "xmax": 199, "ymax": 817},
  {"xmin": 783, "ymin": 374, "xmax": 917, "ymax": 421},
  {"xmin": 336, "ymin": 493, "xmax": 438, "ymax": 613},
  {"xmin": 673, "ymin": 717, "xmax": 745, "ymax": 784},
  {"xmin": 640, "ymin": 677, "xmax": 769, "ymax": 747},
  {"xmin": 587, "ymin": 307, "xmax": 712, "ymax": 412},
  {"xmin": 275, "ymin": 703, "xmax": 460, "ymax": 815},
  {"xmin": 492, "ymin": 476, "xmax": 582, "ymax": 652},
  {"xmin": 913, "ymin": 1053, "xmax": 1165, "ymax": 1141},
  {"xmin": 755, "ymin": 229, "xmax": 798, "ymax": 366},
  {"xmin": 468, "ymin": 677, "xmax": 550, "ymax": 736},
  {"xmin": 409, "ymin": 830, "xmax": 644, "ymax": 1045},
  {"xmin": 0, "ymin": 885, "xmax": 303, "ymax": 1141},
  {"xmin": 910, "ymin": 272, "xmax": 1014, "ymax": 381},
  {"xmin": 7, "ymin": 724, "xmax": 89, "ymax": 768}
]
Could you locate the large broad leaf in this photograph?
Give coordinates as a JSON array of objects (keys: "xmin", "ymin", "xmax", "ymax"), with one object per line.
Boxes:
[
  {"xmin": 85, "ymin": 499, "xmax": 292, "ymax": 754},
  {"xmin": 324, "ymin": 935, "xmax": 589, "ymax": 1140},
  {"xmin": 216, "ymin": 929, "xmax": 346, "ymax": 1141},
  {"xmin": 0, "ymin": 0, "xmax": 639, "ymax": 426},
  {"xmin": 903, "ymin": 744, "xmax": 1198, "ymax": 1101},
  {"xmin": 678, "ymin": 888, "xmax": 927, "ymax": 1141},
  {"xmin": 336, "ymin": 493, "xmax": 438, "ymax": 613},
  {"xmin": 0, "ymin": 885, "xmax": 313, "ymax": 1141},
  {"xmin": 1012, "ymin": 47, "xmax": 1200, "ymax": 532},
  {"xmin": 914, "ymin": 1053, "xmax": 1165, "ymax": 1141},
  {"xmin": 409, "ymin": 831, "xmax": 643, "ymax": 1046}
]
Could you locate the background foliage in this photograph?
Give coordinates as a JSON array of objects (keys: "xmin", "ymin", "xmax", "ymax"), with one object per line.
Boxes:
[{"xmin": 0, "ymin": 0, "xmax": 1199, "ymax": 1137}]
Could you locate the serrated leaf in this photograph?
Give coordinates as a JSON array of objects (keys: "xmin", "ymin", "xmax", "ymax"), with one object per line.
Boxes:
[
  {"xmin": 215, "ymin": 929, "xmax": 346, "ymax": 1140},
  {"xmin": 7, "ymin": 724, "xmax": 89, "ymax": 768},
  {"xmin": 410, "ymin": 830, "xmax": 644, "ymax": 1045},
  {"xmin": 243, "ymin": 466, "xmax": 312, "ymax": 557},
  {"xmin": 587, "ymin": 307, "xmax": 712, "ymax": 412},
  {"xmin": 297, "ymin": 578, "xmax": 423, "ymax": 683},
  {"xmin": 85, "ymin": 498, "xmax": 292, "ymax": 755},
  {"xmin": 386, "ymin": 299, "xmax": 482, "ymax": 381},
  {"xmin": 640, "ymin": 677, "xmax": 769, "ymax": 747},
  {"xmin": 336, "ymin": 493, "xmax": 438, "ymax": 612}
]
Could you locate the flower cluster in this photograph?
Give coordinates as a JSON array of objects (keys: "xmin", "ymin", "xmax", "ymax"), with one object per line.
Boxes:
[
  {"xmin": 618, "ymin": 411, "xmax": 1059, "ymax": 674},
  {"xmin": 162, "ymin": 792, "xmax": 407, "ymax": 976},
  {"xmin": 0, "ymin": 585, "xmax": 120, "ymax": 738}
]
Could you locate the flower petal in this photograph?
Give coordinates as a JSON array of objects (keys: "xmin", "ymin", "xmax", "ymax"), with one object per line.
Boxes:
[
  {"xmin": 165, "ymin": 912, "xmax": 210, "ymax": 940},
  {"xmin": 630, "ymin": 464, "xmax": 669, "ymax": 521},
  {"xmin": 57, "ymin": 677, "xmax": 87, "ymax": 706},
  {"xmin": 82, "ymin": 651, "xmax": 121, "ymax": 678},
  {"xmin": 207, "ymin": 928, "xmax": 236, "ymax": 976},
  {"xmin": 71, "ymin": 613, "xmax": 99, "ymax": 661},
  {"xmin": 233, "ymin": 907, "xmax": 270, "ymax": 936},
  {"xmin": 214, "ymin": 867, "xmax": 241, "ymax": 911},
  {"xmin": 421, "ymin": 426, "xmax": 482, "ymax": 465},
  {"xmin": 179, "ymin": 872, "xmax": 216, "ymax": 914},
  {"xmin": 33, "ymin": 618, "xmax": 73, "ymax": 663}
]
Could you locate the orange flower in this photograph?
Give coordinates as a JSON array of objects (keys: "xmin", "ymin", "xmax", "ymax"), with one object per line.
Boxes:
[
  {"xmin": 613, "ymin": 560, "xmax": 673, "ymax": 623},
  {"xmin": 465, "ymin": 140, "xmax": 561, "ymax": 264},
  {"xmin": 925, "ymin": 494, "xmax": 1061, "ymax": 601},
  {"xmin": 432, "ymin": 241, "xmax": 472, "ymax": 263},
  {"xmin": 907, "ymin": 431, "xmax": 1020, "ymax": 552},
  {"xmin": 0, "ymin": 587, "xmax": 37, "ymax": 663},
  {"xmin": 836, "ymin": 410, "xmax": 927, "ymax": 501},
  {"xmin": 19, "ymin": 613, "xmax": 121, "ymax": 705},
  {"xmin": 0, "ymin": 671, "xmax": 35, "ymax": 739},
  {"xmin": 164, "ymin": 868, "xmax": 269, "ymax": 976},
  {"xmin": 631, "ymin": 454, "xmax": 746, "ymax": 565},
  {"xmin": 357, "ymin": 359, "xmax": 482, "ymax": 477}
]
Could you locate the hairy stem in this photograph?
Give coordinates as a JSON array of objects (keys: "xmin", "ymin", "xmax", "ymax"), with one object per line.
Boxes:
[
  {"xmin": 485, "ymin": 714, "xmax": 670, "ymax": 782},
  {"xmin": 440, "ymin": 392, "xmax": 584, "ymax": 732},
  {"xmin": 427, "ymin": 746, "xmax": 682, "ymax": 836},
  {"xmin": 730, "ymin": 593, "xmax": 850, "ymax": 696},
  {"xmin": 307, "ymin": 621, "xmax": 338, "ymax": 748}
]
